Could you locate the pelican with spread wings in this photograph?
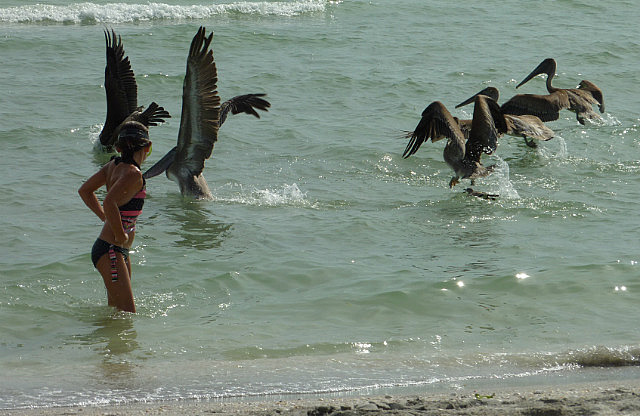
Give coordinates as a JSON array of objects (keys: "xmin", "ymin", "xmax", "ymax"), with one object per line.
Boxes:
[
  {"xmin": 133, "ymin": 27, "xmax": 221, "ymax": 199},
  {"xmin": 98, "ymin": 29, "xmax": 170, "ymax": 151},
  {"xmin": 403, "ymin": 95, "xmax": 507, "ymax": 188},
  {"xmin": 143, "ymin": 28, "xmax": 270, "ymax": 198}
]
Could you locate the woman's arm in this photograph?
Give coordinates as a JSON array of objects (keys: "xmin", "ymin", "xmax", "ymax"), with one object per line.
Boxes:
[
  {"xmin": 103, "ymin": 169, "xmax": 144, "ymax": 245},
  {"xmin": 78, "ymin": 167, "xmax": 108, "ymax": 222}
]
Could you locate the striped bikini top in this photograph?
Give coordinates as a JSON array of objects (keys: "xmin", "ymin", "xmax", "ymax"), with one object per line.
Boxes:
[{"xmin": 113, "ymin": 157, "xmax": 146, "ymax": 233}]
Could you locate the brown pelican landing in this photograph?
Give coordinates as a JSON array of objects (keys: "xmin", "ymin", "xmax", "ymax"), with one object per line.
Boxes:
[
  {"xmin": 516, "ymin": 58, "xmax": 605, "ymax": 125},
  {"xmin": 134, "ymin": 27, "xmax": 221, "ymax": 199},
  {"xmin": 99, "ymin": 29, "xmax": 170, "ymax": 151},
  {"xmin": 403, "ymin": 96, "xmax": 507, "ymax": 188},
  {"xmin": 456, "ymin": 87, "xmax": 554, "ymax": 148},
  {"xmin": 141, "ymin": 28, "xmax": 270, "ymax": 199}
]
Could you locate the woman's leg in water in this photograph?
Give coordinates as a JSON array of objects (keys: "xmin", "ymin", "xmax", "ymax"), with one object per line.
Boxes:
[{"xmin": 95, "ymin": 251, "xmax": 136, "ymax": 313}]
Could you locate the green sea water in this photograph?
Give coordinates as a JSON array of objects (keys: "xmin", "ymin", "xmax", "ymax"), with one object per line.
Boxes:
[{"xmin": 1, "ymin": 0, "xmax": 640, "ymax": 409}]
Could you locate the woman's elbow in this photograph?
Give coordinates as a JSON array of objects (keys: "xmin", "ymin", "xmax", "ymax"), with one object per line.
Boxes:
[{"xmin": 78, "ymin": 184, "xmax": 89, "ymax": 199}]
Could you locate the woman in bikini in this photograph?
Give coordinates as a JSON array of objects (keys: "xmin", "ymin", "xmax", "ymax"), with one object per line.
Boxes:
[{"xmin": 79, "ymin": 121, "xmax": 152, "ymax": 313}]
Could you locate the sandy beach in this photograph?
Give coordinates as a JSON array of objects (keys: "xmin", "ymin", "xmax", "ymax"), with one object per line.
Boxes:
[{"xmin": 3, "ymin": 380, "xmax": 640, "ymax": 416}]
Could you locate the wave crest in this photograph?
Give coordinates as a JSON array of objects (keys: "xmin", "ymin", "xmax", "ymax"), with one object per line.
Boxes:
[
  {"xmin": 563, "ymin": 345, "xmax": 640, "ymax": 368},
  {"xmin": 0, "ymin": 1, "xmax": 326, "ymax": 24}
]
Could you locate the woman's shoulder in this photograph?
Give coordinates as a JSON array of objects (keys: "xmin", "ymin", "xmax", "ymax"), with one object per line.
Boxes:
[
  {"xmin": 107, "ymin": 160, "xmax": 143, "ymax": 189},
  {"xmin": 117, "ymin": 163, "xmax": 143, "ymax": 182}
]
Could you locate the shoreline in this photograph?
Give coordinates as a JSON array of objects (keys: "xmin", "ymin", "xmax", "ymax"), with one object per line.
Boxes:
[{"xmin": 4, "ymin": 380, "xmax": 640, "ymax": 415}]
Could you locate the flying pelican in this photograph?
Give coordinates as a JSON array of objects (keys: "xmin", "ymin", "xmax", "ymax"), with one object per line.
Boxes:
[
  {"xmin": 403, "ymin": 96, "xmax": 507, "ymax": 188},
  {"xmin": 142, "ymin": 32, "xmax": 271, "ymax": 198},
  {"xmin": 456, "ymin": 87, "xmax": 554, "ymax": 148},
  {"xmin": 516, "ymin": 58, "xmax": 605, "ymax": 125},
  {"xmin": 99, "ymin": 29, "xmax": 170, "ymax": 151}
]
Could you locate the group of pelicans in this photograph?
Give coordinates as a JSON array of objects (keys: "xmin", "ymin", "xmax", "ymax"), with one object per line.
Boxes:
[
  {"xmin": 402, "ymin": 57, "xmax": 605, "ymax": 199},
  {"xmin": 95, "ymin": 26, "xmax": 605, "ymax": 201},
  {"xmin": 97, "ymin": 26, "xmax": 270, "ymax": 199}
]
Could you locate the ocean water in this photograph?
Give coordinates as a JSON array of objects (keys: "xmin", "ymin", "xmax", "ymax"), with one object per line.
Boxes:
[{"xmin": 2, "ymin": 0, "xmax": 640, "ymax": 409}]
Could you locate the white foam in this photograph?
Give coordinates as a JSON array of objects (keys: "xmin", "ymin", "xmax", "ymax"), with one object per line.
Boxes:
[
  {"xmin": 585, "ymin": 112, "xmax": 621, "ymax": 127},
  {"xmin": 491, "ymin": 156, "xmax": 520, "ymax": 199},
  {"xmin": 0, "ymin": 1, "xmax": 326, "ymax": 24},
  {"xmin": 215, "ymin": 182, "xmax": 313, "ymax": 207},
  {"xmin": 88, "ymin": 124, "xmax": 102, "ymax": 146},
  {"xmin": 538, "ymin": 134, "xmax": 567, "ymax": 160}
]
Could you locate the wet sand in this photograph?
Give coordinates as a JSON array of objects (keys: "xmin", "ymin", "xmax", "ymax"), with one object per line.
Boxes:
[{"xmin": 3, "ymin": 380, "xmax": 640, "ymax": 416}]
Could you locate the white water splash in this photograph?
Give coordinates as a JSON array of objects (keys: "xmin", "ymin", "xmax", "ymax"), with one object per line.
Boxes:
[
  {"xmin": 214, "ymin": 183, "xmax": 312, "ymax": 207},
  {"xmin": 491, "ymin": 156, "xmax": 520, "ymax": 199},
  {"xmin": 601, "ymin": 113, "xmax": 622, "ymax": 126},
  {"xmin": 554, "ymin": 135, "xmax": 568, "ymax": 159},
  {"xmin": 88, "ymin": 124, "xmax": 102, "ymax": 147},
  {"xmin": 584, "ymin": 112, "xmax": 621, "ymax": 127},
  {"xmin": 538, "ymin": 134, "xmax": 567, "ymax": 160},
  {"xmin": 0, "ymin": 1, "xmax": 326, "ymax": 24}
]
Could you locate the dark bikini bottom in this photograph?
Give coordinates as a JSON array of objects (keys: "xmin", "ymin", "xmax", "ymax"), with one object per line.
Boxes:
[{"xmin": 91, "ymin": 239, "xmax": 129, "ymax": 281}]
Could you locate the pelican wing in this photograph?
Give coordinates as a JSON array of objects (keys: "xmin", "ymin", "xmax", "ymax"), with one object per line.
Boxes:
[
  {"xmin": 500, "ymin": 91, "xmax": 569, "ymax": 122},
  {"xmin": 220, "ymin": 93, "xmax": 271, "ymax": 126},
  {"xmin": 109, "ymin": 102, "xmax": 171, "ymax": 147},
  {"xmin": 466, "ymin": 95, "xmax": 506, "ymax": 161},
  {"xmin": 455, "ymin": 117, "xmax": 472, "ymax": 141},
  {"xmin": 578, "ymin": 80, "xmax": 605, "ymax": 112},
  {"xmin": 128, "ymin": 102, "xmax": 171, "ymax": 127},
  {"xmin": 142, "ymin": 146, "xmax": 177, "ymax": 179},
  {"xmin": 567, "ymin": 88, "xmax": 601, "ymax": 113},
  {"xmin": 99, "ymin": 29, "xmax": 138, "ymax": 147},
  {"xmin": 403, "ymin": 101, "xmax": 464, "ymax": 159},
  {"xmin": 565, "ymin": 89, "xmax": 601, "ymax": 124},
  {"xmin": 174, "ymin": 26, "xmax": 221, "ymax": 178},
  {"xmin": 506, "ymin": 114, "xmax": 554, "ymax": 141}
]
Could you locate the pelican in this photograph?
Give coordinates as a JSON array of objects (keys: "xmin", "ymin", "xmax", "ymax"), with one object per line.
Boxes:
[
  {"xmin": 126, "ymin": 27, "xmax": 221, "ymax": 199},
  {"xmin": 516, "ymin": 58, "xmax": 605, "ymax": 125},
  {"xmin": 456, "ymin": 87, "xmax": 554, "ymax": 148},
  {"xmin": 403, "ymin": 96, "xmax": 507, "ymax": 188},
  {"xmin": 99, "ymin": 29, "xmax": 170, "ymax": 151},
  {"xmin": 142, "ymin": 30, "xmax": 271, "ymax": 199}
]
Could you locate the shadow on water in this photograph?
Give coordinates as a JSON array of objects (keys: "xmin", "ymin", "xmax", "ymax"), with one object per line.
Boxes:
[
  {"xmin": 70, "ymin": 312, "xmax": 140, "ymax": 388},
  {"xmin": 95, "ymin": 316, "xmax": 139, "ymax": 387},
  {"xmin": 163, "ymin": 197, "xmax": 233, "ymax": 250}
]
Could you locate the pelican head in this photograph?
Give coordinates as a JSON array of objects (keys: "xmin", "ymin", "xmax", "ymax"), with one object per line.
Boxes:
[{"xmin": 516, "ymin": 58, "xmax": 557, "ymax": 89}]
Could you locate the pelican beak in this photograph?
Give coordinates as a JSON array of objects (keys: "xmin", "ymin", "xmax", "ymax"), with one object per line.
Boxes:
[
  {"xmin": 517, "ymin": 68, "xmax": 541, "ymax": 88},
  {"xmin": 456, "ymin": 87, "xmax": 499, "ymax": 108},
  {"xmin": 516, "ymin": 59, "xmax": 553, "ymax": 89},
  {"xmin": 455, "ymin": 95, "xmax": 476, "ymax": 109}
]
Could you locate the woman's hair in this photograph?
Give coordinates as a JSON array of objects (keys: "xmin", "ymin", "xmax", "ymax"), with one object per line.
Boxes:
[{"xmin": 115, "ymin": 121, "xmax": 151, "ymax": 161}]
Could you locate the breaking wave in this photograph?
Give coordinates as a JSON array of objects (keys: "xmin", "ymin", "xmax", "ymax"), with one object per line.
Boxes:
[{"xmin": 0, "ymin": 1, "xmax": 326, "ymax": 24}]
